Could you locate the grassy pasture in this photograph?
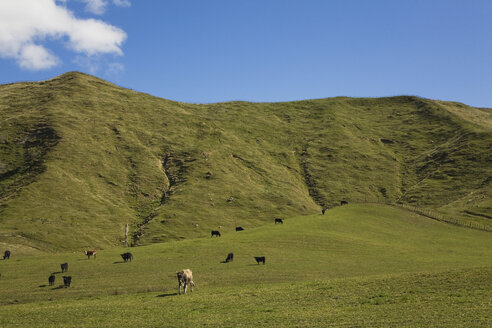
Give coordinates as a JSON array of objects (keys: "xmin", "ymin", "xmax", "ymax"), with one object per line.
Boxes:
[
  {"xmin": 0, "ymin": 205, "xmax": 490, "ymax": 326},
  {"xmin": 0, "ymin": 268, "xmax": 490, "ymax": 327}
]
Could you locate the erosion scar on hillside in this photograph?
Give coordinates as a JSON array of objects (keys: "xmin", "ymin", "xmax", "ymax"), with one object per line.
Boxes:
[
  {"xmin": 132, "ymin": 152, "xmax": 195, "ymax": 245},
  {"xmin": 160, "ymin": 152, "xmax": 195, "ymax": 204},
  {"xmin": 298, "ymin": 145, "xmax": 327, "ymax": 208}
]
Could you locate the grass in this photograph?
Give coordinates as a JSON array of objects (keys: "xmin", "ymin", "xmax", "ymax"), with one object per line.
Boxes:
[
  {"xmin": 0, "ymin": 205, "xmax": 490, "ymax": 327},
  {"xmin": 1, "ymin": 205, "xmax": 490, "ymax": 303},
  {"xmin": 0, "ymin": 72, "xmax": 491, "ymax": 252},
  {"xmin": 1, "ymin": 71, "xmax": 490, "ymax": 327},
  {"xmin": 1, "ymin": 269, "xmax": 490, "ymax": 327}
]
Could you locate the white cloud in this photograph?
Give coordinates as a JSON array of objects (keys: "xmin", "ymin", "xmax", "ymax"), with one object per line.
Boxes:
[
  {"xmin": 81, "ymin": 0, "xmax": 132, "ymax": 15},
  {"xmin": 105, "ymin": 62, "xmax": 124, "ymax": 76},
  {"xmin": 19, "ymin": 44, "xmax": 59, "ymax": 70},
  {"xmin": 82, "ymin": 0, "xmax": 107, "ymax": 15},
  {"xmin": 68, "ymin": 18, "xmax": 126, "ymax": 55},
  {"xmin": 113, "ymin": 0, "xmax": 131, "ymax": 8},
  {"xmin": 0, "ymin": 0, "xmax": 127, "ymax": 71},
  {"xmin": 73, "ymin": 55, "xmax": 100, "ymax": 74}
]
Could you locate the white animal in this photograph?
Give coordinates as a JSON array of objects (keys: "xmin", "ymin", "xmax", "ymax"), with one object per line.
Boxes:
[{"xmin": 177, "ymin": 269, "xmax": 195, "ymax": 294}]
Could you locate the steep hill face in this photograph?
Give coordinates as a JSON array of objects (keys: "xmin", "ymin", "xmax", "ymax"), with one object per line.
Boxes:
[{"xmin": 0, "ymin": 72, "xmax": 490, "ymax": 251}]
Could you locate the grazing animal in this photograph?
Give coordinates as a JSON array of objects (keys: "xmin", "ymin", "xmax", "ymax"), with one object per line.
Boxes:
[
  {"xmin": 3, "ymin": 250, "xmax": 11, "ymax": 260},
  {"xmin": 84, "ymin": 250, "xmax": 97, "ymax": 259},
  {"xmin": 62, "ymin": 276, "xmax": 72, "ymax": 288},
  {"xmin": 235, "ymin": 226, "xmax": 244, "ymax": 231},
  {"xmin": 177, "ymin": 269, "xmax": 195, "ymax": 294},
  {"xmin": 60, "ymin": 263, "xmax": 68, "ymax": 273},
  {"xmin": 254, "ymin": 256, "xmax": 266, "ymax": 265},
  {"xmin": 211, "ymin": 230, "xmax": 221, "ymax": 237},
  {"xmin": 121, "ymin": 252, "xmax": 133, "ymax": 262},
  {"xmin": 274, "ymin": 218, "xmax": 283, "ymax": 224},
  {"xmin": 225, "ymin": 252, "xmax": 234, "ymax": 263},
  {"xmin": 340, "ymin": 200, "xmax": 348, "ymax": 206},
  {"xmin": 49, "ymin": 274, "xmax": 55, "ymax": 286},
  {"xmin": 322, "ymin": 208, "xmax": 326, "ymax": 215}
]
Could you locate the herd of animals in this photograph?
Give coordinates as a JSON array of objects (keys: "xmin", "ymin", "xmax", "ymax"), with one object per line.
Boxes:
[
  {"xmin": 0, "ymin": 249, "xmax": 140, "ymax": 290},
  {"xmin": 0, "ymin": 204, "xmax": 348, "ymax": 295}
]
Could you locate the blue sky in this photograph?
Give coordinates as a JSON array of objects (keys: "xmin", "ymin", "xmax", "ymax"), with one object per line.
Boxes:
[{"xmin": 1, "ymin": 0, "xmax": 491, "ymax": 107}]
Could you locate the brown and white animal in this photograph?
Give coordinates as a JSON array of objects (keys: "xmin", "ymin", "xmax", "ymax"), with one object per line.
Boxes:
[
  {"xmin": 177, "ymin": 269, "xmax": 195, "ymax": 294},
  {"xmin": 84, "ymin": 250, "xmax": 97, "ymax": 259}
]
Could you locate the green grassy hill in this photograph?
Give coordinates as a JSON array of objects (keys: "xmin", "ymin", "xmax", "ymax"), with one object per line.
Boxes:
[
  {"xmin": 0, "ymin": 205, "xmax": 491, "ymax": 327},
  {"xmin": 0, "ymin": 72, "xmax": 491, "ymax": 251}
]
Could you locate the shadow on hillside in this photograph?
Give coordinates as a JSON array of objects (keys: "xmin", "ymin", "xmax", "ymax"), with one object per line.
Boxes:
[
  {"xmin": 113, "ymin": 261, "xmax": 125, "ymax": 264},
  {"xmin": 156, "ymin": 293, "xmax": 178, "ymax": 298},
  {"xmin": 39, "ymin": 284, "xmax": 47, "ymax": 288}
]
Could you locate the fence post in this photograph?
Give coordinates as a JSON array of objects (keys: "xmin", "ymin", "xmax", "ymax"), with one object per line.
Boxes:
[{"xmin": 125, "ymin": 223, "xmax": 129, "ymax": 247}]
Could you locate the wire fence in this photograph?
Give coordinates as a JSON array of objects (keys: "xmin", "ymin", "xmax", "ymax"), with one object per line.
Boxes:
[
  {"xmin": 391, "ymin": 203, "xmax": 491, "ymax": 232},
  {"xmin": 328, "ymin": 197, "xmax": 491, "ymax": 232}
]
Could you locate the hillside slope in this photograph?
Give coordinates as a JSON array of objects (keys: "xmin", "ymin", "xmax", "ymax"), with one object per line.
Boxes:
[{"xmin": 0, "ymin": 72, "xmax": 490, "ymax": 250}]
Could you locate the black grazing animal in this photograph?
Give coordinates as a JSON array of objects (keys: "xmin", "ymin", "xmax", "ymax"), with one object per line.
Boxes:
[
  {"xmin": 3, "ymin": 250, "xmax": 11, "ymax": 260},
  {"xmin": 274, "ymin": 218, "xmax": 283, "ymax": 224},
  {"xmin": 322, "ymin": 208, "xmax": 326, "ymax": 215},
  {"xmin": 254, "ymin": 256, "xmax": 266, "ymax": 265},
  {"xmin": 340, "ymin": 200, "xmax": 348, "ymax": 206},
  {"xmin": 121, "ymin": 252, "xmax": 133, "ymax": 262},
  {"xmin": 224, "ymin": 253, "xmax": 234, "ymax": 263},
  {"xmin": 235, "ymin": 226, "xmax": 244, "ymax": 231},
  {"xmin": 49, "ymin": 274, "xmax": 55, "ymax": 286},
  {"xmin": 60, "ymin": 263, "xmax": 68, "ymax": 273},
  {"xmin": 211, "ymin": 230, "xmax": 221, "ymax": 237},
  {"xmin": 63, "ymin": 276, "xmax": 72, "ymax": 288}
]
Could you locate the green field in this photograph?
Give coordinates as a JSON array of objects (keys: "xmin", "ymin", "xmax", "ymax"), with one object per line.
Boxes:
[{"xmin": 0, "ymin": 205, "xmax": 491, "ymax": 327}]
